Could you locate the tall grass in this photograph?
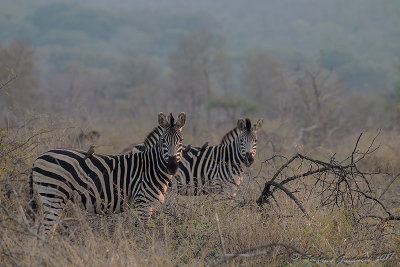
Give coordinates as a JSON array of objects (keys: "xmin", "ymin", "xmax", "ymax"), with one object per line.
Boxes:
[{"xmin": 0, "ymin": 116, "xmax": 399, "ymax": 266}]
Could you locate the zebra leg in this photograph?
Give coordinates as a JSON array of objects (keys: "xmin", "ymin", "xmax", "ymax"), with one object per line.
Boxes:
[
  {"xmin": 232, "ymin": 174, "xmax": 245, "ymax": 201},
  {"xmin": 38, "ymin": 195, "xmax": 68, "ymax": 238},
  {"xmin": 226, "ymin": 183, "xmax": 239, "ymax": 203},
  {"xmin": 229, "ymin": 179, "xmax": 242, "ymax": 198},
  {"xmin": 133, "ymin": 198, "xmax": 153, "ymax": 226}
]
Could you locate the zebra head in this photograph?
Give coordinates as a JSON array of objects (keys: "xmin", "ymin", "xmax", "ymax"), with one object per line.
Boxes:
[
  {"xmin": 158, "ymin": 112, "xmax": 186, "ymax": 174},
  {"xmin": 237, "ymin": 118, "xmax": 263, "ymax": 167}
]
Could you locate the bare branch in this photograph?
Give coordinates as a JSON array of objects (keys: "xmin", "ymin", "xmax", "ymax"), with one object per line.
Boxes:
[
  {"xmin": 212, "ymin": 242, "xmax": 306, "ymax": 266},
  {"xmin": 256, "ymin": 132, "xmax": 400, "ymax": 221},
  {"xmin": 0, "ymin": 72, "xmax": 17, "ymax": 91},
  {"xmin": 260, "ymin": 181, "xmax": 310, "ymax": 219}
]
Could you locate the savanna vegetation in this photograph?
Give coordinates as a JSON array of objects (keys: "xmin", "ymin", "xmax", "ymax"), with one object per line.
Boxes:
[{"xmin": 1, "ymin": 0, "xmax": 400, "ymax": 266}]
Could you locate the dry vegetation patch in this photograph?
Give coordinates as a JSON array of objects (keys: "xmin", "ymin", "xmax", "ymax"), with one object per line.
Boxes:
[{"xmin": 1, "ymin": 119, "xmax": 400, "ymax": 266}]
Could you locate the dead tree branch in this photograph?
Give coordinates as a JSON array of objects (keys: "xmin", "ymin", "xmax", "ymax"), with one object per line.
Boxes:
[
  {"xmin": 256, "ymin": 132, "xmax": 400, "ymax": 221},
  {"xmin": 261, "ymin": 181, "xmax": 310, "ymax": 219},
  {"xmin": 212, "ymin": 242, "xmax": 306, "ymax": 266}
]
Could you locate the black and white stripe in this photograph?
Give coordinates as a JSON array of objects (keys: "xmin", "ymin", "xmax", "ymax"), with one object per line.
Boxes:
[
  {"xmin": 30, "ymin": 112, "xmax": 186, "ymax": 236},
  {"xmin": 133, "ymin": 118, "xmax": 263, "ymax": 197}
]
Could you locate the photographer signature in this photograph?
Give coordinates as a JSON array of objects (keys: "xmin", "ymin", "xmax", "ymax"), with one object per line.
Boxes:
[{"xmin": 291, "ymin": 252, "xmax": 395, "ymax": 263}]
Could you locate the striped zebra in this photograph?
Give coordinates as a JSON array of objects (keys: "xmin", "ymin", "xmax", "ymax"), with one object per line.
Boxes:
[
  {"xmin": 131, "ymin": 118, "xmax": 263, "ymax": 197},
  {"xmin": 30, "ymin": 112, "xmax": 186, "ymax": 236}
]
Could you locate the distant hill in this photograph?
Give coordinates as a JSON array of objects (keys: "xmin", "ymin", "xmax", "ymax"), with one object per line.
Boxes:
[{"xmin": 0, "ymin": 0, "xmax": 398, "ymax": 92}]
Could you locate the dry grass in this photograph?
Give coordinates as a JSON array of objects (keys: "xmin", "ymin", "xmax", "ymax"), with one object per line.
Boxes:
[{"xmin": 1, "ymin": 116, "xmax": 400, "ymax": 266}]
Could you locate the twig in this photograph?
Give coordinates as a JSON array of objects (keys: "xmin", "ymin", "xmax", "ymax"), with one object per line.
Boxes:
[
  {"xmin": 212, "ymin": 242, "xmax": 306, "ymax": 266},
  {"xmin": 50, "ymin": 203, "xmax": 68, "ymax": 240},
  {"xmin": 0, "ymin": 73, "xmax": 17, "ymax": 91},
  {"xmin": 0, "ymin": 202, "xmax": 44, "ymax": 241},
  {"xmin": 370, "ymin": 173, "xmax": 400, "ymax": 211},
  {"xmin": 263, "ymin": 181, "xmax": 310, "ymax": 219},
  {"xmin": 225, "ymin": 251, "xmax": 269, "ymax": 257},
  {"xmin": 214, "ymin": 210, "xmax": 228, "ymax": 266},
  {"xmin": 9, "ymin": 183, "xmax": 29, "ymax": 226},
  {"xmin": 361, "ymin": 215, "xmax": 400, "ymax": 221}
]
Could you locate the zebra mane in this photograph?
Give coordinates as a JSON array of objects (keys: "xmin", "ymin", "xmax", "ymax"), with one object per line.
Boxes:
[
  {"xmin": 143, "ymin": 125, "xmax": 164, "ymax": 149},
  {"xmin": 221, "ymin": 127, "xmax": 240, "ymax": 145}
]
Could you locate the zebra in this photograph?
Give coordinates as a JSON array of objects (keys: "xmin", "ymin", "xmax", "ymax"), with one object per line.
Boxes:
[
  {"xmin": 130, "ymin": 118, "xmax": 263, "ymax": 197},
  {"xmin": 29, "ymin": 112, "xmax": 186, "ymax": 237}
]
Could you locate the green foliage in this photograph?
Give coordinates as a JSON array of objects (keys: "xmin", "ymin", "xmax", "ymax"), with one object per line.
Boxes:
[
  {"xmin": 319, "ymin": 47, "xmax": 358, "ymax": 70},
  {"xmin": 157, "ymin": 11, "xmax": 213, "ymax": 31},
  {"xmin": 31, "ymin": 3, "xmax": 119, "ymax": 41},
  {"xmin": 35, "ymin": 29, "xmax": 92, "ymax": 47},
  {"xmin": 317, "ymin": 47, "xmax": 389, "ymax": 91},
  {"xmin": 26, "ymin": 3, "xmax": 214, "ymax": 57},
  {"xmin": 0, "ymin": 10, "xmax": 36, "ymax": 41},
  {"xmin": 0, "ymin": 67, "xmax": 16, "ymax": 95},
  {"xmin": 48, "ymin": 47, "xmax": 118, "ymax": 71},
  {"xmin": 0, "ymin": 0, "xmax": 398, "ymax": 94},
  {"xmin": 267, "ymin": 46, "xmax": 311, "ymax": 70},
  {"xmin": 338, "ymin": 61, "xmax": 388, "ymax": 91}
]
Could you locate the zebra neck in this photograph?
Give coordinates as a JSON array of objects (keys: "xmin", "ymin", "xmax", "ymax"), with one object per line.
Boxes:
[
  {"xmin": 141, "ymin": 145, "xmax": 170, "ymax": 177},
  {"xmin": 154, "ymin": 145, "xmax": 170, "ymax": 176},
  {"xmin": 230, "ymin": 139, "xmax": 246, "ymax": 172},
  {"xmin": 209, "ymin": 140, "xmax": 245, "ymax": 180},
  {"xmin": 150, "ymin": 144, "xmax": 173, "ymax": 199},
  {"xmin": 125, "ymin": 146, "xmax": 171, "ymax": 202},
  {"xmin": 143, "ymin": 126, "xmax": 163, "ymax": 150},
  {"xmin": 221, "ymin": 128, "xmax": 240, "ymax": 145}
]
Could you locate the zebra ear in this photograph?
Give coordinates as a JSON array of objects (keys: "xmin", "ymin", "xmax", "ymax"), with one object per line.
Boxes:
[
  {"xmin": 254, "ymin": 119, "xmax": 263, "ymax": 131},
  {"xmin": 237, "ymin": 118, "xmax": 246, "ymax": 131},
  {"xmin": 175, "ymin": 112, "xmax": 186, "ymax": 128},
  {"xmin": 158, "ymin": 112, "xmax": 169, "ymax": 128}
]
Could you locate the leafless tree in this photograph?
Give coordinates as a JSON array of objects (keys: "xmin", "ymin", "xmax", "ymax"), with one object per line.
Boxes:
[
  {"xmin": 288, "ymin": 66, "xmax": 344, "ymax": 146},
  {"xmin": 242, "ymin": 50, "xmax": 288, "ymax": 116},
  {"xmin": 169, "ymin": 28, "xmax": 231, "ymax": 136},
  {"xmin": 0, "ymin": 40, "xmax": 40, "ymax": 116}
]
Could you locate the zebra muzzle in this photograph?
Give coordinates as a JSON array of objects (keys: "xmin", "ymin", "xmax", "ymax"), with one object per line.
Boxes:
[
  {"xmin": 245, "ymin": 153, "xmax": 254, "ymax": 166},
  {"xmin": 166, "ymin": 156, "xmax": 179, "ymax": 174}
]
